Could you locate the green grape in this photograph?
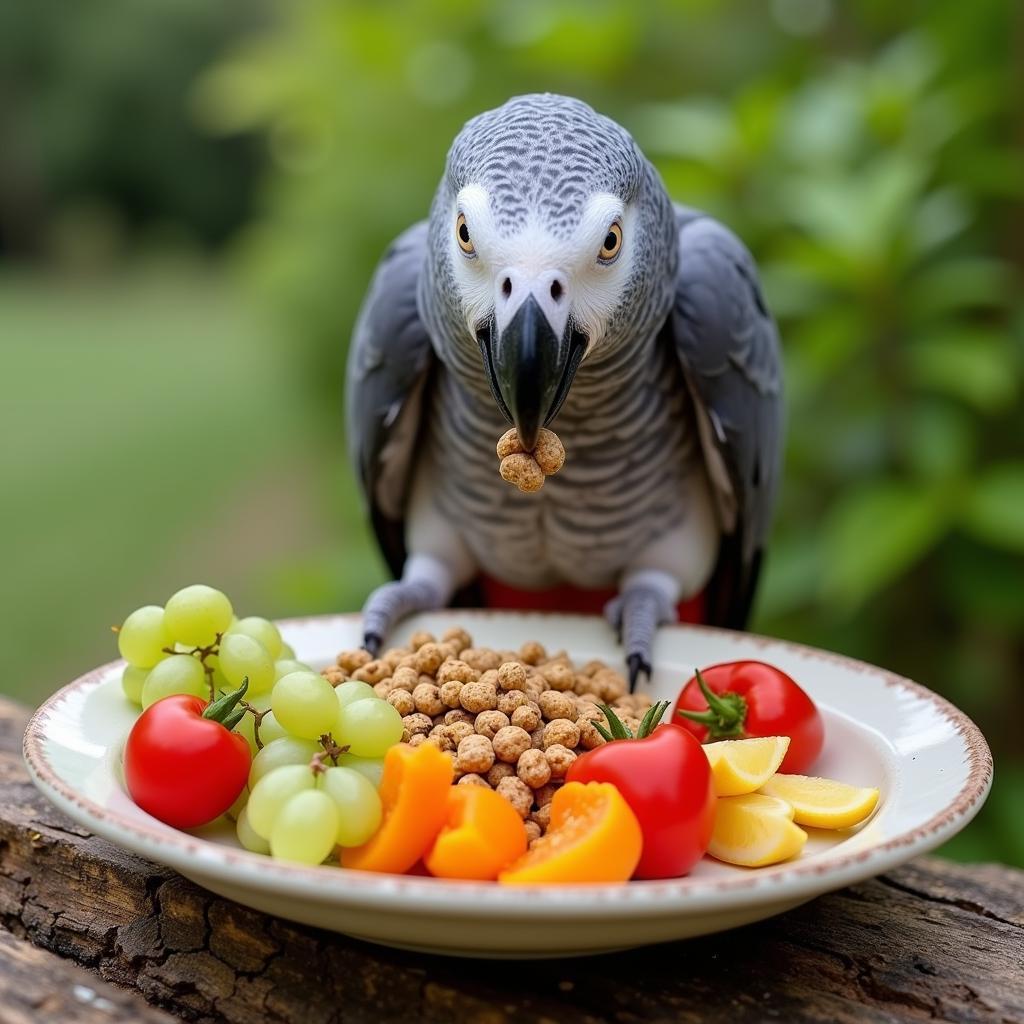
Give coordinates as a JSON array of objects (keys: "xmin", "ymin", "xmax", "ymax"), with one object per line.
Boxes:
[
  {"xmin": 317, "ymin": 766, "xmax": 382, "ymax": 846},
  {"xmin": 206, "ymin": 653, "xmax": 231, "ymax": 692},
  {"xmin": 163, "ymin": 584, "xmax": 233, "ymax": 646},
  {"xmin": 272, "ymin": 671, "xmax": 338, "ymax": 740},
  {"xmin": 247, "ymin": 764, "xmax": 315, "ymax": 839},
  {"xmin": 228, "ymin": 616, "xmax": 283, "ymax": 660},
  {"xmin": 335, "ymin": 697, "xmax": 403, "ymax": 757},
  {"xmin": 121, "ymin": 664, "xmax": 148, "ymax": 705},
  {"xmin": 219, "ymin": 632, "xmax": 274, "ymax": 696},
  {"xmin": 236, "ymin": 806, "xmax": 270, "ymax": 855},
  {"xmin": 248, "ymin": 736, "xmax": 320, "ymax": 788},
  {"xmin": 335, "ymin": 752, "xmax": 385, "ymax": 789},
  {"xmin": 270, "ymin": 790, "xmax": 339, "ymax": 865},
  {"xmin": 258, "ymin": 710, "xmax": 288, "ymax": 745},
  {"xmin": 274, "ymin": 657, "xmax": 311, "ymax": 681},
  {"xmin": 117, "ymin": 605, "xmax": 168, "ymax": 668},
  {"xmin": 279, "ymin": 641, "xmax": 296, "ymax": 659},
  {"xmin": 235, "ymin": 693, "xmax": 271, "ymax": 754},
  {"xmin": 140, "ymin": 655, "xmax": 206, "ymax": 709},
  {"xmin": 226, "ymin": 786, "xmax": 249, "ymax": 821},
  {"xmin": 335, "ymin": 680, "xmax": 376, "ymax": 711}
]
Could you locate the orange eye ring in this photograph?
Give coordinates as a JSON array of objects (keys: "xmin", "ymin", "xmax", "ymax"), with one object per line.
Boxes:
[
  {"xmin": 456, "ymin": 213, "xmax": 475, "ymax": 255},
  {"xmin": 598, "ymin": 222, "xmax": 622, "ymax": 262}
]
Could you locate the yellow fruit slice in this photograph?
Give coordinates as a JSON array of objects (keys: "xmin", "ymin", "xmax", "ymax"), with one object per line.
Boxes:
[
  {"xmin": 759, "ymin": 774, "xmax": 880, "ymax": 829},
  {"xmin": 703, "ymin": 736, "xmax": 791, "ymax": 796},
  {"xmin": 707, "ymin": 793, "xmax": 807, "ymax": 868}
]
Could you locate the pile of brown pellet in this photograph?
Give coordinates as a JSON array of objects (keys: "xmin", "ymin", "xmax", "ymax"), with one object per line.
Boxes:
[
  {"xmin": 496, "ymin": 427, "xmax": 565, "ymax": 493},
  {"xmin": 325, "ymin": 627, "xmax": 651, "ymax": 845}
]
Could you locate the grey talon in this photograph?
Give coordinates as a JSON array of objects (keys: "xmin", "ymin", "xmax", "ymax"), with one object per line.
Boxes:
[
  {"xmin": 627, "ymin": 653, "xmax": 651, "ymax": 693},
  {"xmin": 359, "ymin": 577, "xmax": 446, "ymax": 655}
]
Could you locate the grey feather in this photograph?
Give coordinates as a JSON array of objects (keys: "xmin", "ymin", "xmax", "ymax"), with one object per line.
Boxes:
[
  {"xmin": 669, "ymin": 206, "xmax": 784, "ymax": 626},
  {"xmin": 346, "ymin": 220, "xmax": 434, "ymax": 576}
]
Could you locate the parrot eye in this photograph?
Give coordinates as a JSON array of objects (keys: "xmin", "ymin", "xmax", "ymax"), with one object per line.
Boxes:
[
  {"xmin": 598, "ymin": 222, "xmax": 623, "ymax": 262},
  {"xmin": 456, "ymin": 213, "xmax": 475, "ymax": 255}
]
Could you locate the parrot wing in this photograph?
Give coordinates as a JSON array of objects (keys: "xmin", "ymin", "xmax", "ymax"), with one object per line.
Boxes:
[
  {"xmin": 346, "ymin": 220, "xmax": 435, "ymax": 578},
  {"xmin": 668, "ymin": 207, "xmax": 784, "ymax": 629}
]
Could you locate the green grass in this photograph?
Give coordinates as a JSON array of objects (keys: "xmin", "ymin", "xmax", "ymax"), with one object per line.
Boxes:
[{"xmin": 0, "ymin": 263, "xmax": 383, "ymax": 706}]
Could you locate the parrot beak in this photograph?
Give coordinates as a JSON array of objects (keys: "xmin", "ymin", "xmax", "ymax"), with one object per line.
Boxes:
[{"xmin": 480, "ymin": 295, "xmax": 587, "ymax": 451}]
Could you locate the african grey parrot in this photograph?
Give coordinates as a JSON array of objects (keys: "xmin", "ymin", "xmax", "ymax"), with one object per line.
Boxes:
[{"xmin": 347, "ymin": 94, "xmax": 782, "ymax": 688}]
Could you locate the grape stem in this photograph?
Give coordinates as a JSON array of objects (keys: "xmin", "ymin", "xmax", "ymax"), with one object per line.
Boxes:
[
  {"xmin": 161, "ymin": 632, "xmax": 224, "ymax": 701},
  {"xmin": 239, "ymin": 700, "xmax": 271, "ymax": 750},
  {"xmin": 312, "ymin": 733, "xmax": 350, "ymax": 770}
]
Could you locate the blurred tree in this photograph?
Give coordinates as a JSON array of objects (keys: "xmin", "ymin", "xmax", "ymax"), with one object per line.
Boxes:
[{"xmin": 0, "ymin": 0, "xmax": 267, "ymax": 261}]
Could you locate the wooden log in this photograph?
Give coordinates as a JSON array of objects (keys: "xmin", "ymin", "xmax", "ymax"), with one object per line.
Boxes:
[
  {"xmin": 0, "ymin": 926, "xmax": 175, "ymax": 1024},
  {"xmin": 1, "ymin": 697, "xmax": 1021, "ymax": 1023}
]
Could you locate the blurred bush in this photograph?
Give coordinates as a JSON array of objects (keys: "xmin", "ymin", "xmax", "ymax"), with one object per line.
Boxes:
[
  {"xmin": 0, "ymin": 0, "xmax": 265, "ymax": 262},
  {"xmin": 196, "ymin": 0, "xmax": 1024, "ymax": 863}
]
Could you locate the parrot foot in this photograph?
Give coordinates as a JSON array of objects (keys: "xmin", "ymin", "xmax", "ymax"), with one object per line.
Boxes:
[
  {"xmin": 604, "ymin": 583, "xmax": 677, "ymax": 692},
  {"xmin": 360, "ymin": 579, "xmax": 445, "ymax": 655},
  {"xmin": 627, "ymin": 652, "xmax": 651, "ymax": 692}
]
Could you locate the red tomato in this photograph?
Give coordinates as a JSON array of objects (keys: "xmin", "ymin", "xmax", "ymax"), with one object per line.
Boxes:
[
  {"xmin": 566, "ymin": 704, "xmax": 716, "ymax": 879},
  {"xmin": 673, "ymin": 662, "xmax": 824, "ymax": 774},
  {"xmin": 124, "ymin": 691, "xmax": 250, "ymax": 829}
]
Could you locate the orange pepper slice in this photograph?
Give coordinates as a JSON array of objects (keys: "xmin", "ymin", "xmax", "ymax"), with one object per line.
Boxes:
[
  {"xmin": 425, "ymin": 785, "xmax": 528, "ymax": 880},
  {"xmin": 498, "ymin": 781, "xmax": 642, "ymax": 885},
  {"xmin": 341, "ymin": 743, "xmax": 453, "ymax": 873}
]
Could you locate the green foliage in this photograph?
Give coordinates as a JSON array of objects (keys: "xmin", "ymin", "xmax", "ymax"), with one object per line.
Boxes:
[{"xmin": 0, "ymin": 0, "xmax": 264, "ymax": 258}]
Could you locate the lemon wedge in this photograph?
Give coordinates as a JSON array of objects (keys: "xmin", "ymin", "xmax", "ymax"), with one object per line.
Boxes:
[
  {"xmin": 703, "ymin": 736, "xmax": 791, "ymax": 796},
  {"xmin": 707, "ymin": 793, "xmax": 807, "ymax": 867},
  {"xmin": 759, "ymin": 774, "xmax": 880, "ymax": 829}
]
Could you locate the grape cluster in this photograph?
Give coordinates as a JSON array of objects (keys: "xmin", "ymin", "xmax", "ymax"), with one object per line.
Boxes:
[
  {"xmin": 238, "ymin": 676, "xmax": 402, "ymax": 865},
  {"xmin": 116, "ymin": 584, "xmax": 404, "ymax": 866},
  {"xmin": 117, "ymin": 584, "xmax": 294, "ymax": 711}
]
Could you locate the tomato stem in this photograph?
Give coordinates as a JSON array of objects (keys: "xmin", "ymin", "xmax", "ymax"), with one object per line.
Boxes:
[
  {"xmin": 595, "ymin": 701, "xmax": 670, "ymax": 743},
  {"xmin": 202, "ymin": 678, "xmax": 248, "ymax": 731},
  {"xmin": 676, "ymin": 668, "xmax": 747, "ymax": 739}
]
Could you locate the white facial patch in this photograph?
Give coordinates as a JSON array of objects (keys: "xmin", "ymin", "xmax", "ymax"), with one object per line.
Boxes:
[{"xmin": 451, "ymin": 187, "xmax": 636, "ymax": 351}]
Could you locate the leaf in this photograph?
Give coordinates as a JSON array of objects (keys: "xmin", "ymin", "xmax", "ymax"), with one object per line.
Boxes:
[
  {"xmin": 905, "ymin": 330, "xmax": 1019, "ymax": 413},
  {"xmin": 631, "ymin": 100, "xmax": 736, "ymax": 162},
  {"xmin": 781, "ymin": 74, "xmax": 864, "ymax": 166},
  {"xmin": 961, "ymin": 463, "xmax": 1024, "ymax": 552},
  {"xmin": 939, "ymin": 538, "xmax": 1024, "ymax": 629},
  {"xmin": 781, "ymin": 154, "xmax": 926, "ymax": 265},
  {"xmin": 902, "ymin": 402, "xmax": 976, "ymax": 480},
  {"xmin": 756, "ymin": 529, "xmax": 823, "ymax": 617},
  {"xmin": 906, "ymin": 258, "xmax": 1013, "ymax": 319},
  {"xmin": 909, "ymin": 187, "xmax": 970, "ymax": 257},
  {"xmin": 821, "ymin": 482, "xmax": 951, "ymax": 610}
]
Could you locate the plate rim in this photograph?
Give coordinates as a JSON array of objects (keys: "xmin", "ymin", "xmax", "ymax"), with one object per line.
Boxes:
[{"xmin": 23, "ymin": 612, "xmax": 993, "ymax": 916}]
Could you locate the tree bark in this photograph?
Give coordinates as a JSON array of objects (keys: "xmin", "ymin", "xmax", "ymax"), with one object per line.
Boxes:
[
  {"xmin": 1, "ymin": 698, "xmax": 1021, "ymax": 1024},
  {"xmin": 0, "ymin": 927, "xmax": 175, "ymax": 1024}
]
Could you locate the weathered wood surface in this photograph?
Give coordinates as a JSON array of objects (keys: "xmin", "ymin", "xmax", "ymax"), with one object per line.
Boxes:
[
  {"xmin": 1, "ymin": 697, "xmax": 1021, "ymax": 1024},
  {"xmin": 0, "ymin": 927, "xmax": 175, "ymax": 1024}
]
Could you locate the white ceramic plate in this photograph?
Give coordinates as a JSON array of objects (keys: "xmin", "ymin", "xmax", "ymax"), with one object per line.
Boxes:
[{"xmin": 24, "ymin": 612, "xmax": 991, "ymax": 958}]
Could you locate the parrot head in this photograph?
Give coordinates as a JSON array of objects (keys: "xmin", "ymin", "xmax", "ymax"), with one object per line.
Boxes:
[{"xmin": 422, "ymin": 94, "xmax": 678, "ymax": 449}]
